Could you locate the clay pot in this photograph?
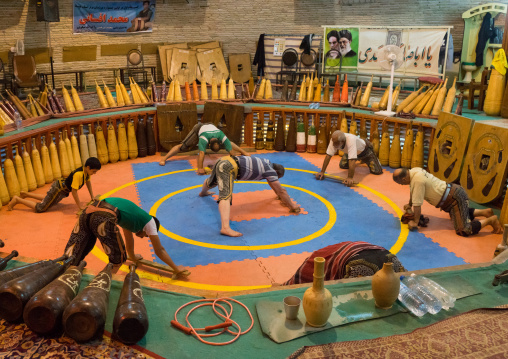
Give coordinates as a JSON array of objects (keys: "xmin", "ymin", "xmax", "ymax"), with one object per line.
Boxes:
[
  {"xmin": 372, "ymin": 262, "xmax": 400, "ymax": 309},
  {"xmin": 302, "ymin": 257, "xmax": 333, "ymax": 327}
]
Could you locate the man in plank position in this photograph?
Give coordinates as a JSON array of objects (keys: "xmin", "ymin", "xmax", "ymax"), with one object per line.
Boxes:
[
  {"xmin": 393, "ymin": 167, "xmax": 503, "ymax": 236},
  {"xmin": 64, "ymin": 197, "xmax": 187, "ymax": 276},
  {"xmin": 315, "ymin": 130, "xmax": 382, "ymax": 186},
  {"xmin": 159, "ymin": 122, "xmax": 249, "ymax": 174},
  {"xmin": 8, "ymin": 157, "xmax": 101, "ymax": 214},
  {"xmin": 199, "ymin": 156, "xmax": 300, "ymax": 237}
]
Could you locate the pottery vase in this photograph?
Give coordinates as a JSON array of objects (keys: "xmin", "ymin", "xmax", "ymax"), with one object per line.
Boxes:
[
  {"xmin": 302, "ymin": 257, "xmax": 333, "ymax": 327},
  {"xmin": 372, "ymin": 262, "xmax": 400, "ymax": 309}
]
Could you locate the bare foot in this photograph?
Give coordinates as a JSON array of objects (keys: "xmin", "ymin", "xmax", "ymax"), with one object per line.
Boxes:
[
  {"xmin": 159, "ymin": 160, "xmax": 166, "ymax": 166},
  {"xmin": 20, "ymin": 191, "xmax": 28, "ymax": 199},
  {"xmin": 199, "ymin": 191, "xmax": 215, "ymax": 197},
  {"xmin": 220, "ymin": 228, "xmax": 243, "ymax": 237},
  {"xmin": 491, "ymin": 217, "xmax": 503, "ymax": 234},
  {"xmin": 7, "ymin": 197, "xmax": 17, "ymax": 211}
]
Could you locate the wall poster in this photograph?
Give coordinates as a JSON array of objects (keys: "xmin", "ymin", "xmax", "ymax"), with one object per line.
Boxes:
[
  {"xmin": 73, "ymin": 0, "xmax": 156, "ymax": 34},
  {"xmin": 322, "ymin": 26, "xmax": 450, "ymax": 77}
]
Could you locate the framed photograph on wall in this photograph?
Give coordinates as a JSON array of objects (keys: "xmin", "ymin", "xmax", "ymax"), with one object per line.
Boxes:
[
  {"xmin": 322, "ymin": 27, "xmax": 359, "ymax": 73},
  {"xmin": 386, "ymin": 30, "xmax": 402, "ymax": 47}
]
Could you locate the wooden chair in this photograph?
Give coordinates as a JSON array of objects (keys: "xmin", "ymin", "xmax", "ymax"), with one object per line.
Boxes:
[
  {"xmin": 276, "ymin": 48, "xmax": 299, "ymax": 85},
  {"xmin": 126, "ymin": 49, "xmax": 148, "ymax": 89},
  {"xmin": 456, "ymin": 67, "xmax": 489, "ymax": 111},
  {"xmin": 11, "ymin": 55, "xmax": 43, "ymax": 96}
]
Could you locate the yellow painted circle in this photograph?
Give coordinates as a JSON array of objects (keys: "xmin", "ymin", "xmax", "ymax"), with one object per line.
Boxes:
[
  {"xmin": 152, "ymin": 181, "xmax": 336, "ymax": 250},
  {"xmin": 91, "ymin": 167, "xmax": 408, "ymax": 291}
]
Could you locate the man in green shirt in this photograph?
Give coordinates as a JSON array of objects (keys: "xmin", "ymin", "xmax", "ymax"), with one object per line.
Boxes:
[
  {"xmin": 64, "ymin": 197, "xmax": 186, "ymax": 275},
  {"xmin": 159, "ymin": 122, "xmax": 249, "ymax": 174}
]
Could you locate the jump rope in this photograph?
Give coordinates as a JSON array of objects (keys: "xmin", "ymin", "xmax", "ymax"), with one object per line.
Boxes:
[{"xmin": 171, "ymin": 297, "xmax": 254, "ymax": 345}]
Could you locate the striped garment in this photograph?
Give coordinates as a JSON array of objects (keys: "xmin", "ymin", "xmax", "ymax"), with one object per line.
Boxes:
[
  {"xmin": 284, "ymin": 241, "xmax": 386, "ymax": 285},
  {"xmin": 237, "ymin": 156, "xmax": 279, "ymax": 182}
]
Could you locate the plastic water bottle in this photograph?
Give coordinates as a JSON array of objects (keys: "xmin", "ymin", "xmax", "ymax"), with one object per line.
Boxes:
[
  {"xmin": 398, "ymin": 281, "xmax": 428, "ymax": 317},
  {"xmin": 411, "ymin": 274, "xmax": 456, "ymax": 309},
  {"xmin": 401, "ymin": 275, "xmax": 442, "ymax": 314},
  {"xmin": 14, "ymin": 110, "xmax": 22, "ymax": 130}
]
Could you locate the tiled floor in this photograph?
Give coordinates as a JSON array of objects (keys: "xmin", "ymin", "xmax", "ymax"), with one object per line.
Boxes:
[{"xmin": 0, "ymin": 150, "xmax": 503, "ymax": 294}]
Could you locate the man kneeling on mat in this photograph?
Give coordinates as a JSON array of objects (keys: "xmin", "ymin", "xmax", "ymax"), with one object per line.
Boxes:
[
  {"xmin": 8, "ymin": 157, "xmax": 101, "ymax": 214},
  {"xmin": 393, "ymin": 167, "xmax": 503, "ymax": 236},
  {"xmin": 159, "ymin": 122, "xmax": 249, "ymax": 174},
  {"xmin": 315, "ymin": 130, "xmax": 382, "ymax": 186},
  {"xmin": 199, "ymin": 156, "xmax": 301, "ymax": 237},
  {"xmin": 64, "ymin": 197, "xmax": 188, "ymax": 276},
  {"xmin": 280, "ymin": 241, "xmax": 406, "ymax": 285}
]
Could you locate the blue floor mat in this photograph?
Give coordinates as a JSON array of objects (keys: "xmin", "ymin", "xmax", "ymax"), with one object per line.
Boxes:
[{"xmin": 130, "ymin": 154, "xmax": 465, "ymax": 271}]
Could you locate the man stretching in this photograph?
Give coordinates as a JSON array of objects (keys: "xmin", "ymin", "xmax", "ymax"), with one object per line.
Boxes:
[
  {"xmin": 393, "ymin": 167, "xmax": 503, "ymax": 236},
  {"xmin": 315, "ymin": 130, "xmax": 382, "ymax": 186},
  {"xmin": 199, "ymin": 156, "xmax": 300, "ymax": 237},
  {"xmin": 159, "ymin": 122, "xmax": 249, "ymax": 174},
  {"xmin": 8, "ymin": 157, "xmax": 101, "ymax": 214}
]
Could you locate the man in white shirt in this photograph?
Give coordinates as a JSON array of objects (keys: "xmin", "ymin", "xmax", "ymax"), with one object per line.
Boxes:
[
  {"xmin": 393, "ymin": 167, "xmax": 503, "ymax": 236},
  {"xmin": 315, "ymin": 130, "xmax": 382, "ymax": 186}
]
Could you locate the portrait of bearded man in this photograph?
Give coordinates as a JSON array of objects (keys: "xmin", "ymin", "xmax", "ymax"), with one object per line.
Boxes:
[{"xmin": 325, "ymin": 29, "xmax": 357, "ymax": 67}]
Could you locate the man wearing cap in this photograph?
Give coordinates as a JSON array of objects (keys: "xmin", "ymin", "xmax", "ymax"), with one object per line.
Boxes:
[
  {"xmin": 393, "ymin": 167, "xmax": 503, "ymax": 236},
  {"xmin": 199, "ymin": 156, "xmax": 301, "ymax": 237},
  {"xmin": 315, "ymin": 130, "xmax": 383, "ymax": 186}
]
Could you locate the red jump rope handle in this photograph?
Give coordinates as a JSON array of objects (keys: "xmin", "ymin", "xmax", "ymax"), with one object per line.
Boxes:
[
  {"xmin": 171, "ymin": 320, "xmax": 193, "ymax": 335},
  {"xmin": 205, "ymin": 322, "xmax": 233, "ymax": 332}
]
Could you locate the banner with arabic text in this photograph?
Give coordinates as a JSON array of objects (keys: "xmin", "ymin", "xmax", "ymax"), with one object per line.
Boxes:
[
  {"xmin": 74, "ymin": 0, "xmax": 156, "ymax": 34},
  {"xmin": 323, "ymin": 26, "xmax": 448, "ymax": 76}
]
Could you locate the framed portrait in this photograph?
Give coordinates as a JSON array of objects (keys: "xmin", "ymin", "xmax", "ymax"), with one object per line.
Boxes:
[
  {"xmin": 323, "ymin": 27, "xmax": 359, "ymax": 73},
  {"xmin": 386, "ymin": 30, "xmax": 402, "ymax": 47}
]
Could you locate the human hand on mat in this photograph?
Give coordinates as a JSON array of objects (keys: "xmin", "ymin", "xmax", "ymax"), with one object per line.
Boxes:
[
  {"xmin": 128, "ymin": 253, "xmax": 143, "ymax": 263},
  {"xmin": 197, "ymin": 168, "xmax": 206, "ymax": 175},
  {"xmin": 404, "ymin": 204, "xmax": 412, "ymax": 212},
  {"xmin": 289, "ymin": 206, "xmax": 301, "ymax": 214},
  {"xmin": 408, "ymin": 220, "xmax": 418, "ymax": 231},
  {"xmin": 173, "ymin": 266, "xmax": 191, "ymax": 279},
  {"xmin": 314, "ymin": 172, "xmax": 325, "ymax": 180},
  {"xmin": 343, "ymin": 177, "xmax": 356, "ymax": 187},
  {"xmin": 159, "ymin": 160, "xmax": 166, "ymax": 166}
]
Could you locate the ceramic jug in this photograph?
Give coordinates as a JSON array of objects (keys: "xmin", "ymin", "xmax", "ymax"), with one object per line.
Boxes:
[
  {"xmin": 371, "ymin": 262, "xmax": 400, "ymax": 309},
  {"xmin": 302, "ymin": 257, "xmax": 333, "ymax": 327}
]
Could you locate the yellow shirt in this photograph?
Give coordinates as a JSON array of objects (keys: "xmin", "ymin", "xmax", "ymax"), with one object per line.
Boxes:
[
  {"xmin": 409, "ymin": 168, "xmax": 447, "ymax": 207},
  {"xmin": 70, "ymin": 171, "xmax": 89, "ymax": 190}
]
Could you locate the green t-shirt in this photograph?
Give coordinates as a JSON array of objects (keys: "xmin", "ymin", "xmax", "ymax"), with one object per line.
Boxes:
[
  {"xmin": 197, "ymin": 124, "xmax": 232, "ymax": 152},
  {"xmin": 104, "ymin": 197, "xmax": 152, "ymax": 233}
]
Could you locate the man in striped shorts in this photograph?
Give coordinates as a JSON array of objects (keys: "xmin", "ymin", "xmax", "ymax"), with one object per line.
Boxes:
[{"xmin": 199, "ymin": 155, "xmax": 301, "ymax": 237}]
